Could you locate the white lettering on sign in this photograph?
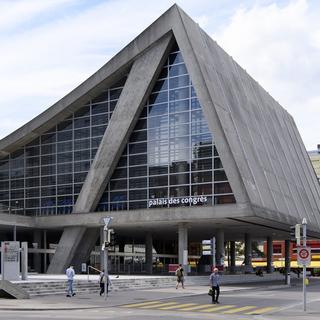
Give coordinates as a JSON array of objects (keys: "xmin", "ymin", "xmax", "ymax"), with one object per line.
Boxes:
[{"xmin": 148, "ymin": 196, "xmax": 208, "ymax": 208}]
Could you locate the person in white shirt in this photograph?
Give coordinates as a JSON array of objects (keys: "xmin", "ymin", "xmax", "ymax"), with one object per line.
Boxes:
[{"xmin": 66, "ymin": 265, "xmax": 76, "ymax": 297}]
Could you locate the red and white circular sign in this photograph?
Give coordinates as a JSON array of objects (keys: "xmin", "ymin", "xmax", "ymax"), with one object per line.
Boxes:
[
  {"xmin": 297, "ymin": 246, "xmax": 311, "ymax": 266},
  {"xmin": 299, "ymin": 248, "xmax": 310, "ymax": 259}
]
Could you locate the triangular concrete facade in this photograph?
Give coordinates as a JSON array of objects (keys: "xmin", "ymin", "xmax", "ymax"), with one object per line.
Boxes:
[{"xmin": 1, "ymin": 5, "xmax": 319, "ymax": 273}]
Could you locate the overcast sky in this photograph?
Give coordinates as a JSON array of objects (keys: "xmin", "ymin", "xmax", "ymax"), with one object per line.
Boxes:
[{"xmin": 0, "ymin": 0, "xmax": 319, "ymax": 150}]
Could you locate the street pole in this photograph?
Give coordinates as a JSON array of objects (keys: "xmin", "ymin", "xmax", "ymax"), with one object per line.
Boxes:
[
  {"xmin": 212, "ymin": 237, "xmax": 216, "ymax": 269},
  {"xmin": 103, "ymin": 225, "xmax": 108, "ymax": 301},
  {"xmin": 302, "ymin": 218, "xmax": 307, "ymax": 312}
]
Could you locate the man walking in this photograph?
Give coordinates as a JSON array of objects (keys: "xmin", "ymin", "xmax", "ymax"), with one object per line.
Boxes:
[
  {"xmin": 209, "ymin": 267, "xmax": 221, "ymax": 304},
  {"xmin": 66, "ymin": 265, "xmax": 76, "ymax": 297},
  {"xmin": 175, "ymin": 264, "xmax": 185, "ymax": 289},
  {"xmin": 99, "ymin": 270, "xmax": 112, "ymax": 296}
]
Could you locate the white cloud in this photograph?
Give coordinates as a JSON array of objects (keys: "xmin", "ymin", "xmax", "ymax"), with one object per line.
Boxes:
[{"xmin": 214, "ymin": 0, "xmax": 320, "ymax": 150}]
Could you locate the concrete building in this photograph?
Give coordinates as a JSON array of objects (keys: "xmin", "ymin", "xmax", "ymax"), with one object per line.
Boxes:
[
  {"xmin": 1, "ymin": 5, "xmax": 320, "ymax": 275},
  {"xmin": 308, "ymin": 145, "xmax": 320, "ymax": 182}
]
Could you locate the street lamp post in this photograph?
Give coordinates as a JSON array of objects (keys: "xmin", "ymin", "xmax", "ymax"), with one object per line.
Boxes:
[{"xmin": 102, "ymin": 217, "xmax": 113, "ymax": 301}]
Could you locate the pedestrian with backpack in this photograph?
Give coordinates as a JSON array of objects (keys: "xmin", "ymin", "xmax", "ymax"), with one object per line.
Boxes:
[{"xmin": 175, "ymin": 264, "xmax": 185, "ymax": 289}]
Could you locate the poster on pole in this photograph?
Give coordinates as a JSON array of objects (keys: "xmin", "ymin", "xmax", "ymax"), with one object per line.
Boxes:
[
  {"xmin": 1, "ymin": 241, "xmax": 20, "ymax": 280},
  {"xmin": 297, "ymin": 246, "xmax": 311, "ymax": 266}
]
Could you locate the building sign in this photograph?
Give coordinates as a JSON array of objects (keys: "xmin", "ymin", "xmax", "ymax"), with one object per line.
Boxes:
[
  {"xmin": 148, "ymin": 195, "xmax": 208, "ymax": 208},
  {"xmin": 1, "ymin": 241, "xmax": 20, "ymax": 281}
]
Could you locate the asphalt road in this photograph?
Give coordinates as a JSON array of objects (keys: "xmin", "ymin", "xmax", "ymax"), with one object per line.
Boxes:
[{"xmin": 1, "ymin": 280, "xmax": 319, "ymax": 319}]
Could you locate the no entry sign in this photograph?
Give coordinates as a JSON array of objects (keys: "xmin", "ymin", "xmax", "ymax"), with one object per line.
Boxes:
[{"xmin": 297, "ymin": 246, "xmax": 311, "ymax": 266}]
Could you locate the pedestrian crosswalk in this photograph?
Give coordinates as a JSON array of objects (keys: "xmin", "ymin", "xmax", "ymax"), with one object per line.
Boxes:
[{"xmin": 120, "ymin": 300, "xmax": 277, "ymax": 315}]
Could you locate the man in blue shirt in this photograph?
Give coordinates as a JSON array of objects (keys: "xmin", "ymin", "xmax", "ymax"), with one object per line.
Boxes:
[
  {"xmin": 209, "ymin": 267, "xmax": 221, "ymax": 304},
  {"xmin": 66, "ymin": 265, "xmax": 76, "ymax": 297}
]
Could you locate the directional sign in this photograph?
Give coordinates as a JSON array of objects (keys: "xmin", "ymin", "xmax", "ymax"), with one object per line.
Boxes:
[
  {"xmin": 297, "ymin": 246, "xmax": 311, "ymax": 266},
  {"xmin": 202, "ymin": 239, "xmax": 212, "ymax": 255}
]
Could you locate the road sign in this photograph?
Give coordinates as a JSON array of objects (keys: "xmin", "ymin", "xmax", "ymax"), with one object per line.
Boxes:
[
  {"xmin": 297, "ymin": 246, "xmax": 311, "ymax": 266},
  {"xmin": 202, "ymin": 239, "xmax": 212, "ymax": 255}
]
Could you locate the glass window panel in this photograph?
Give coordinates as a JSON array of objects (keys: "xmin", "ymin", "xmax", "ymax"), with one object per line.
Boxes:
[
  {"xmin": 191, "ymin": 110, "xmax": 206, "ymax": 122},
  {"xmin": 58, "ymin": 185, "xmax": 73, "ymax": 195},
  {"xmin": 129, "ymin": 166, "xmax": 147, "ymax": 177},
  {"xmin": 26, "ymin": 167, "xmax": 39, "ymax": 177},
  {"xmin": 170, "ymin": 148, "xmax": 189, "ymax": 162},
  {"xmin": 92, "ymin": 92, "xmax": 108, "ymax": 104},
  {"xmin": 41, "ymin": 144, "xmax": 56, "ymax": 155},
  {"xmin": 26, "ymin": 188, "xmax": 40, "ymax": 198},
  {"xmin": 129, "ymin": 130, "xmax": 147, "ymax": 142},
  {"xmin": 91, "ymin": 125, "xmax": 106, "ymax": 137},
  {"xmin": 133, "ymin": 119, "xmax": 147, "ymax": 131},
  {"xmin": 110, "ymin": 88, "xmax": 122, "ymax": 100},
  {"xmin": 158, "ymin": 67, "xmax": 168, "ymax": 79},
  {"xmin": 41, "ymin": 133, "xmax": 56, "ymax": 144},
  {"xmin": 169, "ymin": 75, "xmax": 189, "ymax": 89},
  {"xmin": 25, "ymin": 146, "xmax": 40, "ymax": 157},
  {"xmin": 149, "ymin": 187, "xmax": 168, "ymax": 199},
  {"xmin": 41, "ymin": 176, "xmax": 55, "ymax": 186},
  {"xmin": 73, "ymin": 173, "xmax": 86, "ymax": 183},
  {"xmin": 169, "ymin": 186, "xmax": 189, "ymax": 197},
  {"xmin": 26, "ymin": 177, "xmax": 40, "ymax": 187},
  {"xmin": 192, "ymin": 171, "xmax": 212, "ymax": 183},
  {"xmin": 110, "ymin": 202, "xmax": 127, "ymax": 211},
  {"xmin": 169, "ymin": 52, "xmax": 184, "ymax": 65},
  {"xmin": 92, "ymin": 114, "xmax": 108, "ymax": 126},
  {"xmin": 214, "ymin": 146, "xmax": 219, "ymax": 156},
  {"xmin": 91, "ymin": 137, "xmax": 102, "ymax": 148},
  {"xmin": 149, "ymin": 91, "xmax": 167, "ymax": 105},
  {"xmin": 57, "ymin": 206, "xmax": 73, "ymax": 214},
  {"xmin": 74, "ymin": 139, "xmax": 90, "ymax": 151},
  {"xmin": 74, "ymin": 150, "xmax": 90, "ymax": 161},
  {"xmin": 192, "ymin": 184, "xmax": 212, "ymax": 195},
  {"xmin": 10, "ymin": 158, "xmax": 24, "ymax": 168},
  {"xmin": 170, "ymin": 137, "xmax": 189, "ymax": 149},
  {"xmin": 214, "ymin": 195, "xmax": 236, "ymax": 204},
  {"xmin": 41, "ymin": 187, "xmax": 56, "ymax": 197},
  {"xmin": 170, "ymin": 162, "xmax": 190, "ymax": 173},
  {"xmin": 192, "ymin": 145, "xmax": 213, "ymax": 159},
  {"xmin": 192, "ymin": 158, "xmax": 212, "ymax": 171},
  {"xmin": 149, "ymin": 176, "xmax": 168, "ymax": 187},
  {"xmin": 41, "ymin": 197, "xmax": 56, "ymax": 207},
  {"xmin": 57, "ymin": 120, "xmax": 73, "ymax": 131},
  {"xmin": 26, "ymin": 198, "xmax": 39, "ymax": 208},
  {"xmin": 92, "ymin": 102, "xmax": 108, "ymax": 115},
  {"xmin": 169, "ymin": 124, "xmax": 189, "ymax": 137},
  {"xmin": 0, "ymin": 171, "xmax": 9, "ymax": 180},
  {"xmin": 109, "ymin": 100, "xmax": 117, "ymax": 111},
  {"xmin": 152, "ymin": 79, "xmax": 168, "ymax": 92},
  {"xmin": 129, "ymin": 177, "xmax": 147, "ymax": 189},
  {"xmin": 11, "ymin": 179, "xmax": 24, "ymax": 189},
  {"xmin": 26, "ymin": 157, "xmax": 40, "ymax": 167},
  {"xmin": 57, "ymin": 152, "xmax": 72, "ymax": 163},
  {"xmin": 57, "ymin": 130, "xmax": 72, "ymax": 142},
  {"xmin": 10, "ymin": 168, "xmax": 24, "ymax": 179},
  {"xmin": 129, "ymin": 143, "xmax": 147, "ymax": 155},
  {"xmin": 214, "ymin": 182, "xmax": 232, "ymax": 194},
  {"xmin": 0, "ymin": 160, "xmax": 9, "ymax": 170},
  {"xmin": 169, "ymin": 99, "xmax": 189, "ymax": 113},
  {"xmin": 0, "ymin": 181, "xmax": 9, "ymax": 190},
  {"xmin": 11, "ymin": 189, "xmax": 24, "ymax": 198},
  {"xmin": 191, "ymin": 121, "xmax": 210, "ymax": 135},
  {"xmin": 148, "ymin": 103, "xmax": 168, "ymax": 117},
  {"xmin": 0, "ymin": 191, "xmax": 9, "ymax": 200},
  {"xmin": 170, "ymin": 173, "xmax": 189, "ymax": 185},
  {"xmin": 74, "ymin": 117, "xmax": 90, "ymax": 129},
  {"xmin": 169, "ymin": 87, "xmax": 189, "ymax": 101},
  {"xmin": 74, "ymin": 105, "xmax": 90, "ymax": 118},
  {"xmin": 110, "ymin": 179, "xmax": 127, "ymax": 190},
  {"xmin": 129, "ymin": 201, "xmax": 147, "ymax": 210},
  {"xmin": 75, "ymin": 127, "xmax": 90, "ymax": 139},
  {"xmin": 129, "ymin": 189, "xmax": 147, "ymax": 200},
  {"xmin": 110, "ymin": 191, "xmax": 127, "ymax": 202},
  {"xmin": 149, "ymin": 127, "xmax": 168, "ymax": 141},
  {"xmin": 191, "ymin": 86, "xmax": 197, "ymax": 97},
  {"xmin": 191, "ymin": 98, "xmax": 201, "ymax": 110},
  {"xmin": 57, "ymin": 163, "xmax": 72, "ymax": 174},
  {"xmin": 74, "ymin": 161, "xmax": 90, "ymax": 172},
  {"xmin": 111, "ymin": 168, "xmax": 127, "ymax": 179},
  {"xmin": 57, "ymin": 196, "xmax": 73, "ymax": 206},
  {"xmin": 214, "ymin": 170, "xmax": 228, "ymax": 182},
  {"xmin": 148, "ymin": 152, "xmax": 169, "ymax": 165},
  {"xmin": 149, "ymin": 166, "xmax": 168, "ymax": 176},
  {"xmin": 117, "ymin": 156, "xmax": 127, "ymax": 167},
  {"xmin": 57, "ymin": 174, "xmax": 73, "ymax": 184},
  {"xmin": 169, "ymin": 112, "xmax": 189, "ymax": 126},
  {"xmin": 26, "ymin": 138, "xmax": 40, "ymax": 147},
  {"xmin": 214, "ymin": 157, "xmax": 223, "ymax": 169}
]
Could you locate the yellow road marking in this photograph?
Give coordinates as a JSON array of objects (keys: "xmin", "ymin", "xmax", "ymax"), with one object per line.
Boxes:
[
  {"xmin": 222, "ymin": 306, "xmax": 257, "ymax": 314},
  {"xmin": 201, "ymin": 305, "xmax": 236, "ymax": 312},
  {"xmin": 244, "ymin": 307, "xmax": 277, "ymax": 315},
  {"xmin": 122, "ymin": 301, "xmax": 160, "ymax": 308},
  {"xmin": 140, "ymin": 302, "xmax": 178, "ymax": 309},
  {"xmin": 158, "ymin": 303, "xmax": 197, "ymax": 310},
  {"xmin": 180, "ymin": 304, "xmax": 213, "ymax": 311}
]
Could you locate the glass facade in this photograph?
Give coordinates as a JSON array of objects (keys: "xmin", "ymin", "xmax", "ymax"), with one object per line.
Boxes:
[
  {"xmin": 0, "ymin": 78, "xmax": 126, "ymax": 215},
  {"xmin": 97, "ymin": 43, "xmax": 235, "ymax": 212}
]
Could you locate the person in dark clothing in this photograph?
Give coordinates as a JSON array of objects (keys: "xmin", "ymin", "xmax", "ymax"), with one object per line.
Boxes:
[
  {"xmin": 175, "ymin": 264, "xmax": 185, "ymax": 289},
  {"xmin": 99, "ymin": 270, "xmax": 112, "ymax": 296},
  {"xmin": 209, "ymin": 267, "xmax": 221, "ymax": 304}
]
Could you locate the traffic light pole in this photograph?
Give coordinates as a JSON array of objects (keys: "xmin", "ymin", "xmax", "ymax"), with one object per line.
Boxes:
[{"xmin": 302, "ymin": 218, "xmax": 307, "ymax": 312}]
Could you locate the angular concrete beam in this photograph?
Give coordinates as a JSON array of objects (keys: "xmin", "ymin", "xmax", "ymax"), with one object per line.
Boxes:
[
  {"xmin": 0, "ymin": 280, "xmax": 30, "ymax": 299},
  {"xmin": 74, "ymin": 33, "xmax": 173, "ymax": 213}
]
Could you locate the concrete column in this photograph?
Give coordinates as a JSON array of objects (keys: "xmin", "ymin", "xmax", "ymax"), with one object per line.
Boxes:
[
  {"xmin": 267, "ymin": 236, "xmax": 273, "ymax": 273},
  {"xmin": 285, "ymin": 240, "xmax": 291, "ymax": 284},
  {"xmin": 33, "ymin": 230, "xmax": 42, "ymax": 273},
  {"xmin": 230, "ymin": 241, "xmax": 236, "ymax": 273},
  {"xmin": 178, "ymin": 223, "xmax": 188, "ymax": 272},
  {"xmin": 145, "ymin": 233, "xmax": 153, "ymax": 274},
  {"xmin": 43, "ymin": 230, "xmax": 47, "ymax": 273},
  {"xmin": 216, "ymin": 229, "xmax": 225, "ymax": 267},
  {"xmin": 244, "ymin": 233, "xmax": 253, "ymax": 273}
]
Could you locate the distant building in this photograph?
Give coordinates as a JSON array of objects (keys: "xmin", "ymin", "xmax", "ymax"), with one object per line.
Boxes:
[{"xmin": 308, "ymin": 145, "xmax": 320, "ymax": 182}]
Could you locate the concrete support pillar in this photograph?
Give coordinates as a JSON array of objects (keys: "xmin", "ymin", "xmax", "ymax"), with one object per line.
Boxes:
[
  {"xmin": 33, "ymin": 230, "xmax": 42, "ymax": 273},
  {"xmin": 230, "ymin": 241, "xmax": 236, "ymax": 273},
  {"xmin": 216, "ymin": 229, "xmax": 225, "ymax": 267},
  {"xmin": 285, "ymin": 240, "xmax": 291, "ymax": 284},
  {"xmin": 145, "ymin": 233, "xmax": 153, "ymax": 274},
  {"xmin": 244, "ymin": 233, "xmax": 253, "ymax": 273},
  {"xmin": 178, "ymin": 223, "xmax": 188, "ymax": 272},
  {"xmin": 267, "ymin": 236, "xmax": 273, "ymax": 273},
  {"xmin": 43, "ymin": 230, "xmax": 47, "ymax": 273}
]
